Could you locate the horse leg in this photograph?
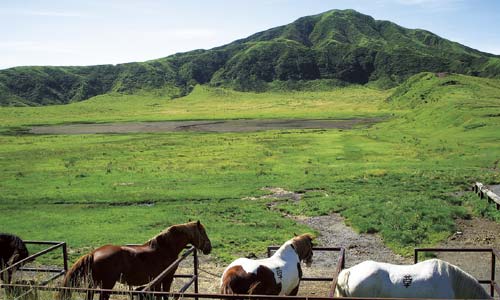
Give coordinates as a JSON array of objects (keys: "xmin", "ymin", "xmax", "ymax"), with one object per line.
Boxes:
[
  {"xmin": 98, "ymin": 280, "xmax": 116, "ymax": 300},
  {"xmin": 83, "ymin": 280, "xmax": 95, "ymax": 300},
  {"xmin": 86, "ymin": 289, "xmax": 95, "ymax": 300},
  {"xmin": 159, "ymin": 275, "xmax": 175, "ymax": 300},
  {"xmin": 288, "ymin": 285, "xmax": 299, "ymax": 296},
  {"xmin": 6, "ymin": 269, "xmax": 12, "ymax": 284}
]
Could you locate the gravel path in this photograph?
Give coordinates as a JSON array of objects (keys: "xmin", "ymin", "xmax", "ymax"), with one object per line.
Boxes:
[
  {"xmin": 435, "ymin": 217, "xmax": 500, "ymax": 297},
  {"xmin": 291, "ymin": 214, "xmax": 411, "ymax": 296}
]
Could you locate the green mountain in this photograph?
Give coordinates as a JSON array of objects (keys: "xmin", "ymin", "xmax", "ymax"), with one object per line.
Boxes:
[{"xmin": 1, "ymin": 9, "xmax": 500, "ymax": 106}]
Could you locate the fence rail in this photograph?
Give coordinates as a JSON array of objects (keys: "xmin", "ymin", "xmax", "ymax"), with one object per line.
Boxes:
[
  {"xmin": 2, "ymin": 245, "xmax": 498, "ymax": 300},
  {"xmin": 473, "ymin": 182, "xmax": 500, "ymax": 210},
  {"xmin": 0, "ymin": 240, "xmax": 67, "ymax": 286},
  {"xmin": 1, "ymin": 284, "xmax": 497, "ymax": 300}
]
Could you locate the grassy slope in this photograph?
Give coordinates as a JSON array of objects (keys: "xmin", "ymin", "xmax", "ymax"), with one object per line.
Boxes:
[
  {"xmin": 2, "ymin": 9, "xmax": 499, "ymax": 106},
  {"xmin": 0, "ymin": 73, "xmax": 499, "ymax": 263},
  {"xmin": 277, "ymin": 73, "xmax": 500, "ymax": 251}
]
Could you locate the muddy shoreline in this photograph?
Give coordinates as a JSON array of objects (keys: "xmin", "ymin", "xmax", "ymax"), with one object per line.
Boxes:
[{"xmin": 29, "ymin": 118, "xmax": 384, "ymax": 134}]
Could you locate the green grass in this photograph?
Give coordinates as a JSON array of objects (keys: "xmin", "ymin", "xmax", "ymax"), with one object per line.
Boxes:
[
  {"xmin": 0, "ymin": 73, "xmax": 499, "ymax": 263},
  {"xmin": 0, "ymin": 85, "xmax": 391, "ymax": 129},
  {"xmin": 1, "ymin": 199, "xmax": 311, "ymax": 263}
]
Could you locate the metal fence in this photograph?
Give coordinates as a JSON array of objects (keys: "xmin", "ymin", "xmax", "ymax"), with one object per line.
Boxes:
[
  {"xmin": 1, "ymin": 244, "xmax": 499, "ymax": 300},
  {"xmin": 0, "ymin": 240, "xmax": 68, "ymax": 286}
]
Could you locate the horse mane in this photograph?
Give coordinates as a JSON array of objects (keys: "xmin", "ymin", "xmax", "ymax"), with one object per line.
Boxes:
[
  {"xmin": 145, "ymin": 222, "xmax": 196, "ymax": 248},
  {"xmin": 0, "ymin": 233, "xmax": 29, "ymax": 259},
  {"xmin": 443, "ymin": 260, "xmax": 491, "ymax": 299},
  {"xmin": 291, "ymin": 233, "xmax": 314, "ymax": 260}
]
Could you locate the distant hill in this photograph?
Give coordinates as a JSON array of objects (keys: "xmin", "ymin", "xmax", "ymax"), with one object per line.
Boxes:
[{"xmin": 1, "ymin": 9, "xmax": 500, "ymax": 106}]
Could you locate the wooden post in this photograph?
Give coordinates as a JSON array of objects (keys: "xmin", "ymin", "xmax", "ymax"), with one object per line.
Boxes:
[{"xmin": 474, "ymin": 182, "xmax": 500, "ymax": 210}]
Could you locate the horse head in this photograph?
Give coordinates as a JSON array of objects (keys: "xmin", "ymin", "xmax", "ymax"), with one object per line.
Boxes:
[
  {"xmin": 190, "ymin": 220, "xmax": 212, "ymax": 255},
  {"xmin": 292, "ymin": 233, "xmax": 314, "ymax": 267}
]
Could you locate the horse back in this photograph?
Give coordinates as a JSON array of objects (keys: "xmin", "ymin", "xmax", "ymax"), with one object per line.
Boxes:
[
  {"xmin": 342, "ymin": 260, "xmax": 456, "ymax": 298},
  {"xmin": 92, "ymin": 244, "xmax": 175, "ymax": 286},
  {"xmin": 221, "ymin": 264, "xmax": 281, "ymax": 295},
  {"xmin": 91, "ymin": 245, "xmax": 132, "ymax": 280},
  {"xmin": 222, "ymin": 255, "xmax": 301, "ymax": 296}
]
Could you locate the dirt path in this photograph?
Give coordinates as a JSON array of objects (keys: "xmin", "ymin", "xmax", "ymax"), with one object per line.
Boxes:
[
  {"xmin": 292, "ymin": 214, "xmax": 411, "ymax": 296},
  {"xmin": 435, "ymin": 217, "xmax": 500, "ymax": 295},
  {"xmin": 29, "ymin": 118, "xmax": 383, "ymax": 134},
  {"xmin": 295, "ymin": 214, "xmax": 410, "ymax": 268}
]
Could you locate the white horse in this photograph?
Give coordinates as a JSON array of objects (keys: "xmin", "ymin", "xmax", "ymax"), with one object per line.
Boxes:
[
  {"xmin": 334, "ymin": 258, "xmax": 491, "ymax": 299},
  {"xmin": 220, "ymin": 234, "xmax": 314, "ymax": 296}
]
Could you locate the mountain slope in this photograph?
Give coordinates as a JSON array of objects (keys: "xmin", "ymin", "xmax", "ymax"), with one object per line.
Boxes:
[{"xmin": 1, "ymin": 9, "xmax": 499, "ymax": 106}]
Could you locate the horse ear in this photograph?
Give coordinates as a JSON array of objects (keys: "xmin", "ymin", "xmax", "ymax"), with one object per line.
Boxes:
[
  {"xmin": 293, "ymin": 233, "xmax": 298, "ymax": 237},
  {"xmin": 197, "ymin": 220, "xmax": 201, "ymax": 227}
]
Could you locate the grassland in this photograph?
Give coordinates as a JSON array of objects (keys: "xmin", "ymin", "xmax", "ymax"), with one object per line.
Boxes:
[
  {"xmin": 0, "ymin": 73, "xmax": 499, "ymax": 264},
  {"xmin": 0, "ymin": 85, "xmax": 391, "ymax": 129}
]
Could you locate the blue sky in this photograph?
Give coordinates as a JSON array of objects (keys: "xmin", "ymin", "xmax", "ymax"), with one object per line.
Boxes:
[{"xmin": 1, "ymin": 0, "xmax": 499, "ymax": 70}]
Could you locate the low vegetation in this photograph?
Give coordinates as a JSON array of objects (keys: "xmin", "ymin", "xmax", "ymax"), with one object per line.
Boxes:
[{"xmin": 0, "ymin": 73, "xmax": 498, "ymax": 264}]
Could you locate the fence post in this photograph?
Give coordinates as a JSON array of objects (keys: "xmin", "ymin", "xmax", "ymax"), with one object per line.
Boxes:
[
  {"xmin": 194, "ymin": 249, "xmax": 199, "ymax": 300},
  {"xmin": 492, "ymin": 251, "xmax": 496, "ymax": 297},
  {"xmin": 62, "ymin": 242, "xmax": 68, "ymax": 273}
]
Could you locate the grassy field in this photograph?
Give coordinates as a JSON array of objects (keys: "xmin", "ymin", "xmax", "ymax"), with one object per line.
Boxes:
[
  {"xmin": 0, "ymin": 85, "xmax": 391, "ymax": 129},
  {"xmin": 0, "ymin": 73, "xmax": 499, "ymax": 264}
]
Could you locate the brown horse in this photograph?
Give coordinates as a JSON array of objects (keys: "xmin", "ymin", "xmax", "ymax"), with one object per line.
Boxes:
[
  {"xmin": 0, "ymin": 233, "xmax": 29, "ymax": 284},
  {"xmin": 220, "ymin": 233, "xmax": 314, "ymax": 297},
  {"xmin": 59, "ymin": 220, "xmax": 212, "ymax": 300}
]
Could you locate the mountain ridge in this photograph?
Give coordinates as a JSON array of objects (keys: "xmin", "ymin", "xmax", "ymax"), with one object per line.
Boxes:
[{"xmin": 1, "ymin": 9, "xmax": 499, "ymax": 106}]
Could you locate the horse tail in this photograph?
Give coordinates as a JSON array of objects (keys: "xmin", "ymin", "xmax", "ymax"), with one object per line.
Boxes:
[
  {"xmin": 445, "ymin": 260, "xmax": 491, "ymax": 299},
  {"xmin": 220, "ymin": 282, "xmax": 234, "ymax": 295},
  {"xmin": 248, "ymin": 281, "xmax": 261, "ymax": 295},
  {"xmin": 334, "ymin": 269, "xmax": 350, "ymax": 297},
  {"xmin": 58, "ymin": 253, "xmax": 94, "ymax": 300},
  {"xmin": 220, "ymin": 271, "xmax": 235, "ymax": 295}
]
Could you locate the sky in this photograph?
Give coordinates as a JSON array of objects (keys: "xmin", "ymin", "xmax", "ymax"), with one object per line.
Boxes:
[{"xmin": 1, "ymin": 0, "xmax": 499, "ymax": 70}]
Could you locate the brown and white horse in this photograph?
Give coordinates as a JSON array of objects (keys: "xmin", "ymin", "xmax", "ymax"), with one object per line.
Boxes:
[
  {"xmin": 59, "ymin": 221, "xmax": 212, "ymax": 300},
  {"xmin": 220, "ymin": 234, "xmax": 314, "ymax": 297}
]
